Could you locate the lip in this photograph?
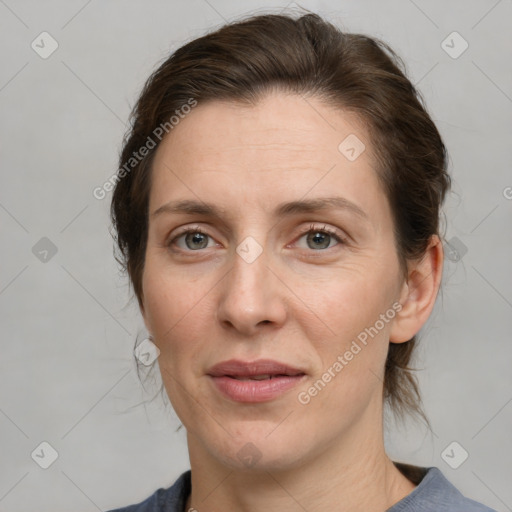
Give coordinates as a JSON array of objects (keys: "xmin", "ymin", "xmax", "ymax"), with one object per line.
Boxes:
[{"xmin": 207, "ymin": 359, "xmax": 306, "ymax": 403}]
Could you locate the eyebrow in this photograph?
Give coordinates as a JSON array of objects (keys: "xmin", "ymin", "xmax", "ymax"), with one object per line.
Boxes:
[{"xmin": 152, "ymin": 196, "xmax": 369, "ymax": 221}]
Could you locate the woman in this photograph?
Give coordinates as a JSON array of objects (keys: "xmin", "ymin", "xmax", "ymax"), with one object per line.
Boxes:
[{"xmin": 107, "ymin": 12, "xmax": 495, "ymax": 512}]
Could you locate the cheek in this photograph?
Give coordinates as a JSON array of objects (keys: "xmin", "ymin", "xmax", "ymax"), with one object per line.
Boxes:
[
  {"xmin": 295, "ymin": 263, "xmax": 397, "ymax": 343},
  {"xmin": 294, "ymin": 265, "xmax": 397, "ymax": 406},
  {"xmin": 299, "ymin": 281, "xmax": 392, "ymax": 418},
  {"xmin": 142, "ymin": 262, "xmax": 220, "ymax": 371},
  {"xmin": 142, "ymin": 266, "xmax": 212, "ymax": 416}
]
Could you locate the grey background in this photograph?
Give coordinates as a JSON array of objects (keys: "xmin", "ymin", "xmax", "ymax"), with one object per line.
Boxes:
[{"xmin": 1, "ymin": 0, "xmax": 511, "ymax": 510}]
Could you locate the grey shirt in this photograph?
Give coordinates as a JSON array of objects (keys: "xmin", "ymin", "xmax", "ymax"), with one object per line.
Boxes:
[{"xmin": 108, "ymin": 463, "xmax": 496, "ymax": 512}]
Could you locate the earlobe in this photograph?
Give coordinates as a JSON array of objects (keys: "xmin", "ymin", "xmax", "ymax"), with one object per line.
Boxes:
[{"xmin": 389, "ymin": 235, "xmax": 444, "ymax": 343}]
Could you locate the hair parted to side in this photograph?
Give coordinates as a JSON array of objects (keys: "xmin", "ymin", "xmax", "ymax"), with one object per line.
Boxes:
[{"xmin": 110, "ymin": 12, "xmax": 451, "ymax": 426}]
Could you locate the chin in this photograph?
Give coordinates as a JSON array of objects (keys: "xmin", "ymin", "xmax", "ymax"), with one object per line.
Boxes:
[{"xmin": 203, "ymin": 428, "xmax": 309, "ymax": 473}]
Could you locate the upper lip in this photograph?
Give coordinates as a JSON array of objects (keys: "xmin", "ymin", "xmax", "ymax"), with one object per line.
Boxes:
[{"xmin": 207, "ymin": 359, "xmax": 306, "ymax": 378}]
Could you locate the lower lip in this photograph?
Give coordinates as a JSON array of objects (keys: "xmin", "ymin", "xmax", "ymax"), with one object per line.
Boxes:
[{"xmin": 209, "ymin": 375, "xmax": 305, "ymax": 403}]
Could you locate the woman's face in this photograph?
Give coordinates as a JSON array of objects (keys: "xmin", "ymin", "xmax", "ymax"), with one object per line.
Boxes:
[{"xmin": 141, "ymin": 92, "xmax": 410, "ymax": 471}]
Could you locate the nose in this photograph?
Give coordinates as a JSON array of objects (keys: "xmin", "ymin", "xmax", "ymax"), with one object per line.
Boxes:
[{"xmin": 216, "ymin": 244, "xmax": 288, "ymax": 336}]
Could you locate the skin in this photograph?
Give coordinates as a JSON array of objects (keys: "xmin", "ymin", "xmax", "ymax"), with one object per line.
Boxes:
[{"xmin": 140, "ymin": 91, "xmax": 443, "ymax": 512}]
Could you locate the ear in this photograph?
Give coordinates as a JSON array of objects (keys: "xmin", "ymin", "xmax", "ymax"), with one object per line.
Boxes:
[{"xmin": 389, "ymin": 235, "xmax": 444, "ymax": 343}]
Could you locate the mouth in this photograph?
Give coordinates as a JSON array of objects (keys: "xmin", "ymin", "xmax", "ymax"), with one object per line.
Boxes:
[{"xmin": 207, "ymin": 359, "xmax": 306, "ymax": 403}]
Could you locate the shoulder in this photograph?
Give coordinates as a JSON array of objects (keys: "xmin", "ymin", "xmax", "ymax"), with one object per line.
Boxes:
[
  {"xmin": 389, "ymin": 464, "xmax": 497, "ymax": 512},
  {"xmin": 106, "ymin": 470, "xmax": 191, "ymax": 512}
]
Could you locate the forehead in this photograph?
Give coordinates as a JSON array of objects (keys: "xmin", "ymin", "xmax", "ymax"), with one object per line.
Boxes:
[
  {"xmin": 149, "ymin": 92, "xmax": 388, "ymax": 225},
  {"xmin": 155, "ymin": 93, "xmax": 369, "ymax": 164}
]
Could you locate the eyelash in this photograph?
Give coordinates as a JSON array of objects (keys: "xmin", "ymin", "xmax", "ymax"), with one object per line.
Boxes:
[{"xmin": 167, "ymin": 223, "xmax": 347, "ymax": 253}]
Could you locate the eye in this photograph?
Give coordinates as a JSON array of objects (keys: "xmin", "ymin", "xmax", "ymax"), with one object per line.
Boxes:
[
  {"xmin": 294, "ymin": 224, "xmax": 346, "ymax": 251},
  {"xmin": 166, "ymin": 223, "xmax": 347, "ymax": 253},
  {"xmin": 168, "ymin": 226, "xmax": 216, "ymax": 251}
]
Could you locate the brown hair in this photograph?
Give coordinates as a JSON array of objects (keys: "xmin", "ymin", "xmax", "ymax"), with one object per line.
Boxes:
[{"xmin": 110, "ymin": 12, "xmax": 450, "ymax": 425}]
